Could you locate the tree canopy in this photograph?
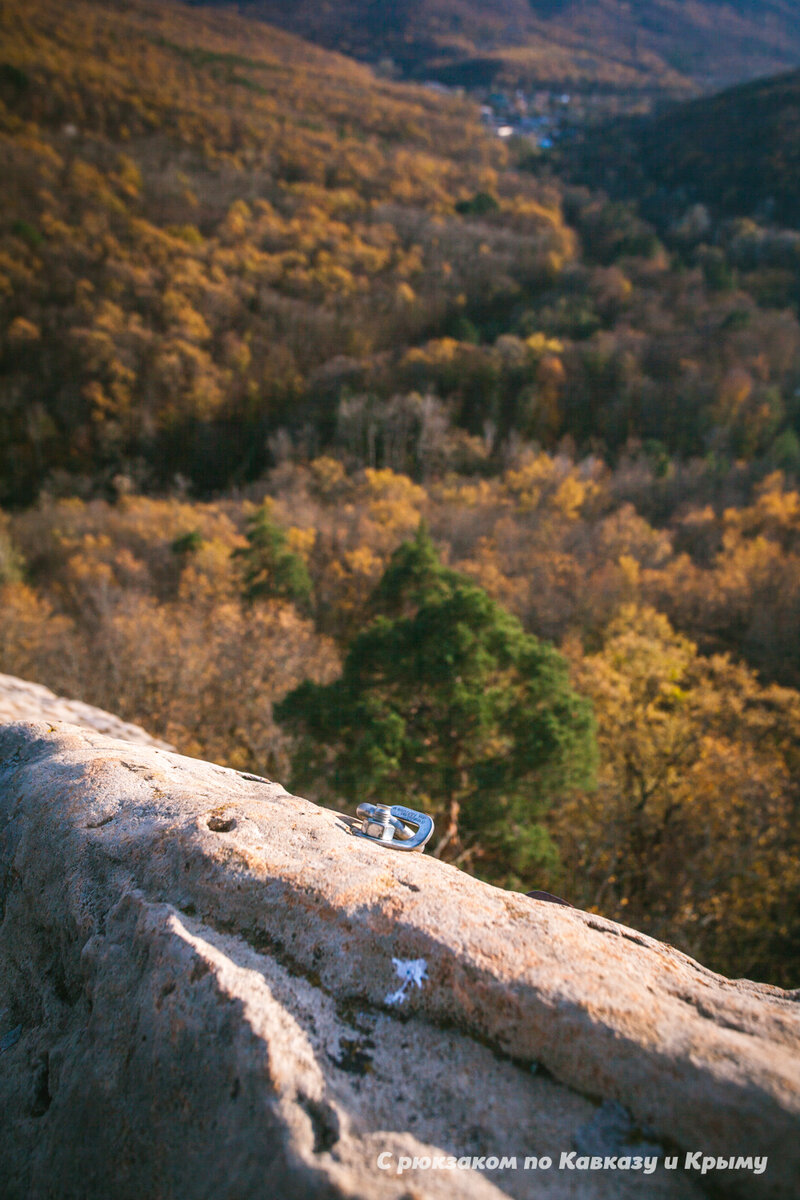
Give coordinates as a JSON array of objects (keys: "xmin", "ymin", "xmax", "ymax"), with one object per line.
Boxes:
[
  {"xmin": 235, "ymin": 501, "xmax": 312, "ymax": 608},
  {"xmin": 276, "ymin": 524, "xmax": 596, "ymax": 884}
]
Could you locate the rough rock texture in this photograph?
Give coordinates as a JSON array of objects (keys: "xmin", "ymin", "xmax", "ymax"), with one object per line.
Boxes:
[
  {"xmin": 0, "ymin": 672, "xmax": 173, "ymax": 748},
  {"xmin": 0, "ymin": 721, "xmax": 798, "ymax": 1200}
]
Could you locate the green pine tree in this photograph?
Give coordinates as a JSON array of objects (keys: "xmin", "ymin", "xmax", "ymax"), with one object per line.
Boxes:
[
  {"xmin": 276, "ymin": 524, "xmax": 596, "ymax": 886},
  {"xmin": 235, "ymin": 501, "xmax": 312, "ymax": 608}
]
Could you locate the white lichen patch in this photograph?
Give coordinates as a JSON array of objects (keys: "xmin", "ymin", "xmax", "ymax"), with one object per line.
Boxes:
[{"xmin": 385, "ymin": 957, "xmax": 428, "ymax": 1006}]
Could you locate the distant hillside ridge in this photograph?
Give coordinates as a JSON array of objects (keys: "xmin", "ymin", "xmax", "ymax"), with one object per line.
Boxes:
[
  {"xmin": 189, "ymin": 0, "xmax": 800, "ymax": 95},
  {"xmin": 565, "ymin": 67, "xmax": 800, "ymax": 229},
  {"xmin": 0, "ymin": 0, "xmax": 569, "ymax": 503}
]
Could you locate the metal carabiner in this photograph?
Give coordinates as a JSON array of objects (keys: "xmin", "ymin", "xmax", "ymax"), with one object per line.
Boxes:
[{"xmin": 354, "ymin": 803, "xmax": 434, "ymax": 852}]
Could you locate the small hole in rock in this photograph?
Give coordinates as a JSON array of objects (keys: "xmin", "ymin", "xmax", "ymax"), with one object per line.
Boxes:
[
  {"xmin": 207, "ymin": 815, "xmax": 236, "ymax": 832},
  {"xmin": 30, "ymin": 1055, "xmax": 52, "ymax": 1118},
  {"xmin": 297, "ymin": 1091, "xmax": 340, "ymax": 1154}
]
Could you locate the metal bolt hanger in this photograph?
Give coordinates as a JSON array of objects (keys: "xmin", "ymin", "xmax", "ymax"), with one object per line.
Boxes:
[{"xmin": 353, "ymin": 803, "xmax": 434, "ymax": 852}]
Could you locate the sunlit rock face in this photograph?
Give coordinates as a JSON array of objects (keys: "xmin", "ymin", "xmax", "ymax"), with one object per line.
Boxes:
[
  {"xmin": 0, "ymin": 717, "xmax": 797, "ymax": 1200},
  {"xmin": 0, "ymin": 672, "xmax": 173, "ymax": 749}
]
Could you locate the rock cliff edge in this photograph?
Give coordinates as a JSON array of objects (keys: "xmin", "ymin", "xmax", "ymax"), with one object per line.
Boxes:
[{"xmin": 0, "ymin": 718, "xmax": 798, "ymax": 1199}]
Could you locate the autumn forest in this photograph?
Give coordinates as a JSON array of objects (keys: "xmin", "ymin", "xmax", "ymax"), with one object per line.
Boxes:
[{"xmin": 2, "ymin": 0, "xmax": 800, "ymax": 985}]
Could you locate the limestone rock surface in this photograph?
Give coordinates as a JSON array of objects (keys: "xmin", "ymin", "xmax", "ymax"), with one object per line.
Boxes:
[
  {"xmin": 0, "ymin": 719, "xmax": 798, "ymax": 1200},
  {"xmin": 0, "ymin": 672, "xmax": 173, "ymax": 748}
]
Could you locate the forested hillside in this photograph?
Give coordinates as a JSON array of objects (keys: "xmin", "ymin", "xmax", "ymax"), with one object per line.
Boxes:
[
  {"xmin": 0, "ymin": 0, "xmax": 563, "ymax": 502},
  {"xmin": 564, "ymin": 67, "xmax": 800, "ymax": 229},
  {"xmin": 2, "ymin": 0, "xmax": 800, "ymax": 986},
  {"xmin": 4, "ymin": 0, "xmax": 800, "ymax": 502},
  {"xmin": 197, "ymin": 0, "xmax": 800, "ymax": 93}
]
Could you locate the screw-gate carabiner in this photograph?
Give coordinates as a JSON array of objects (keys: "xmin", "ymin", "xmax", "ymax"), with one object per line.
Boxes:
[{"xmin": 354, "ymin": 803, "xmax": 434, "ymax": 852}]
